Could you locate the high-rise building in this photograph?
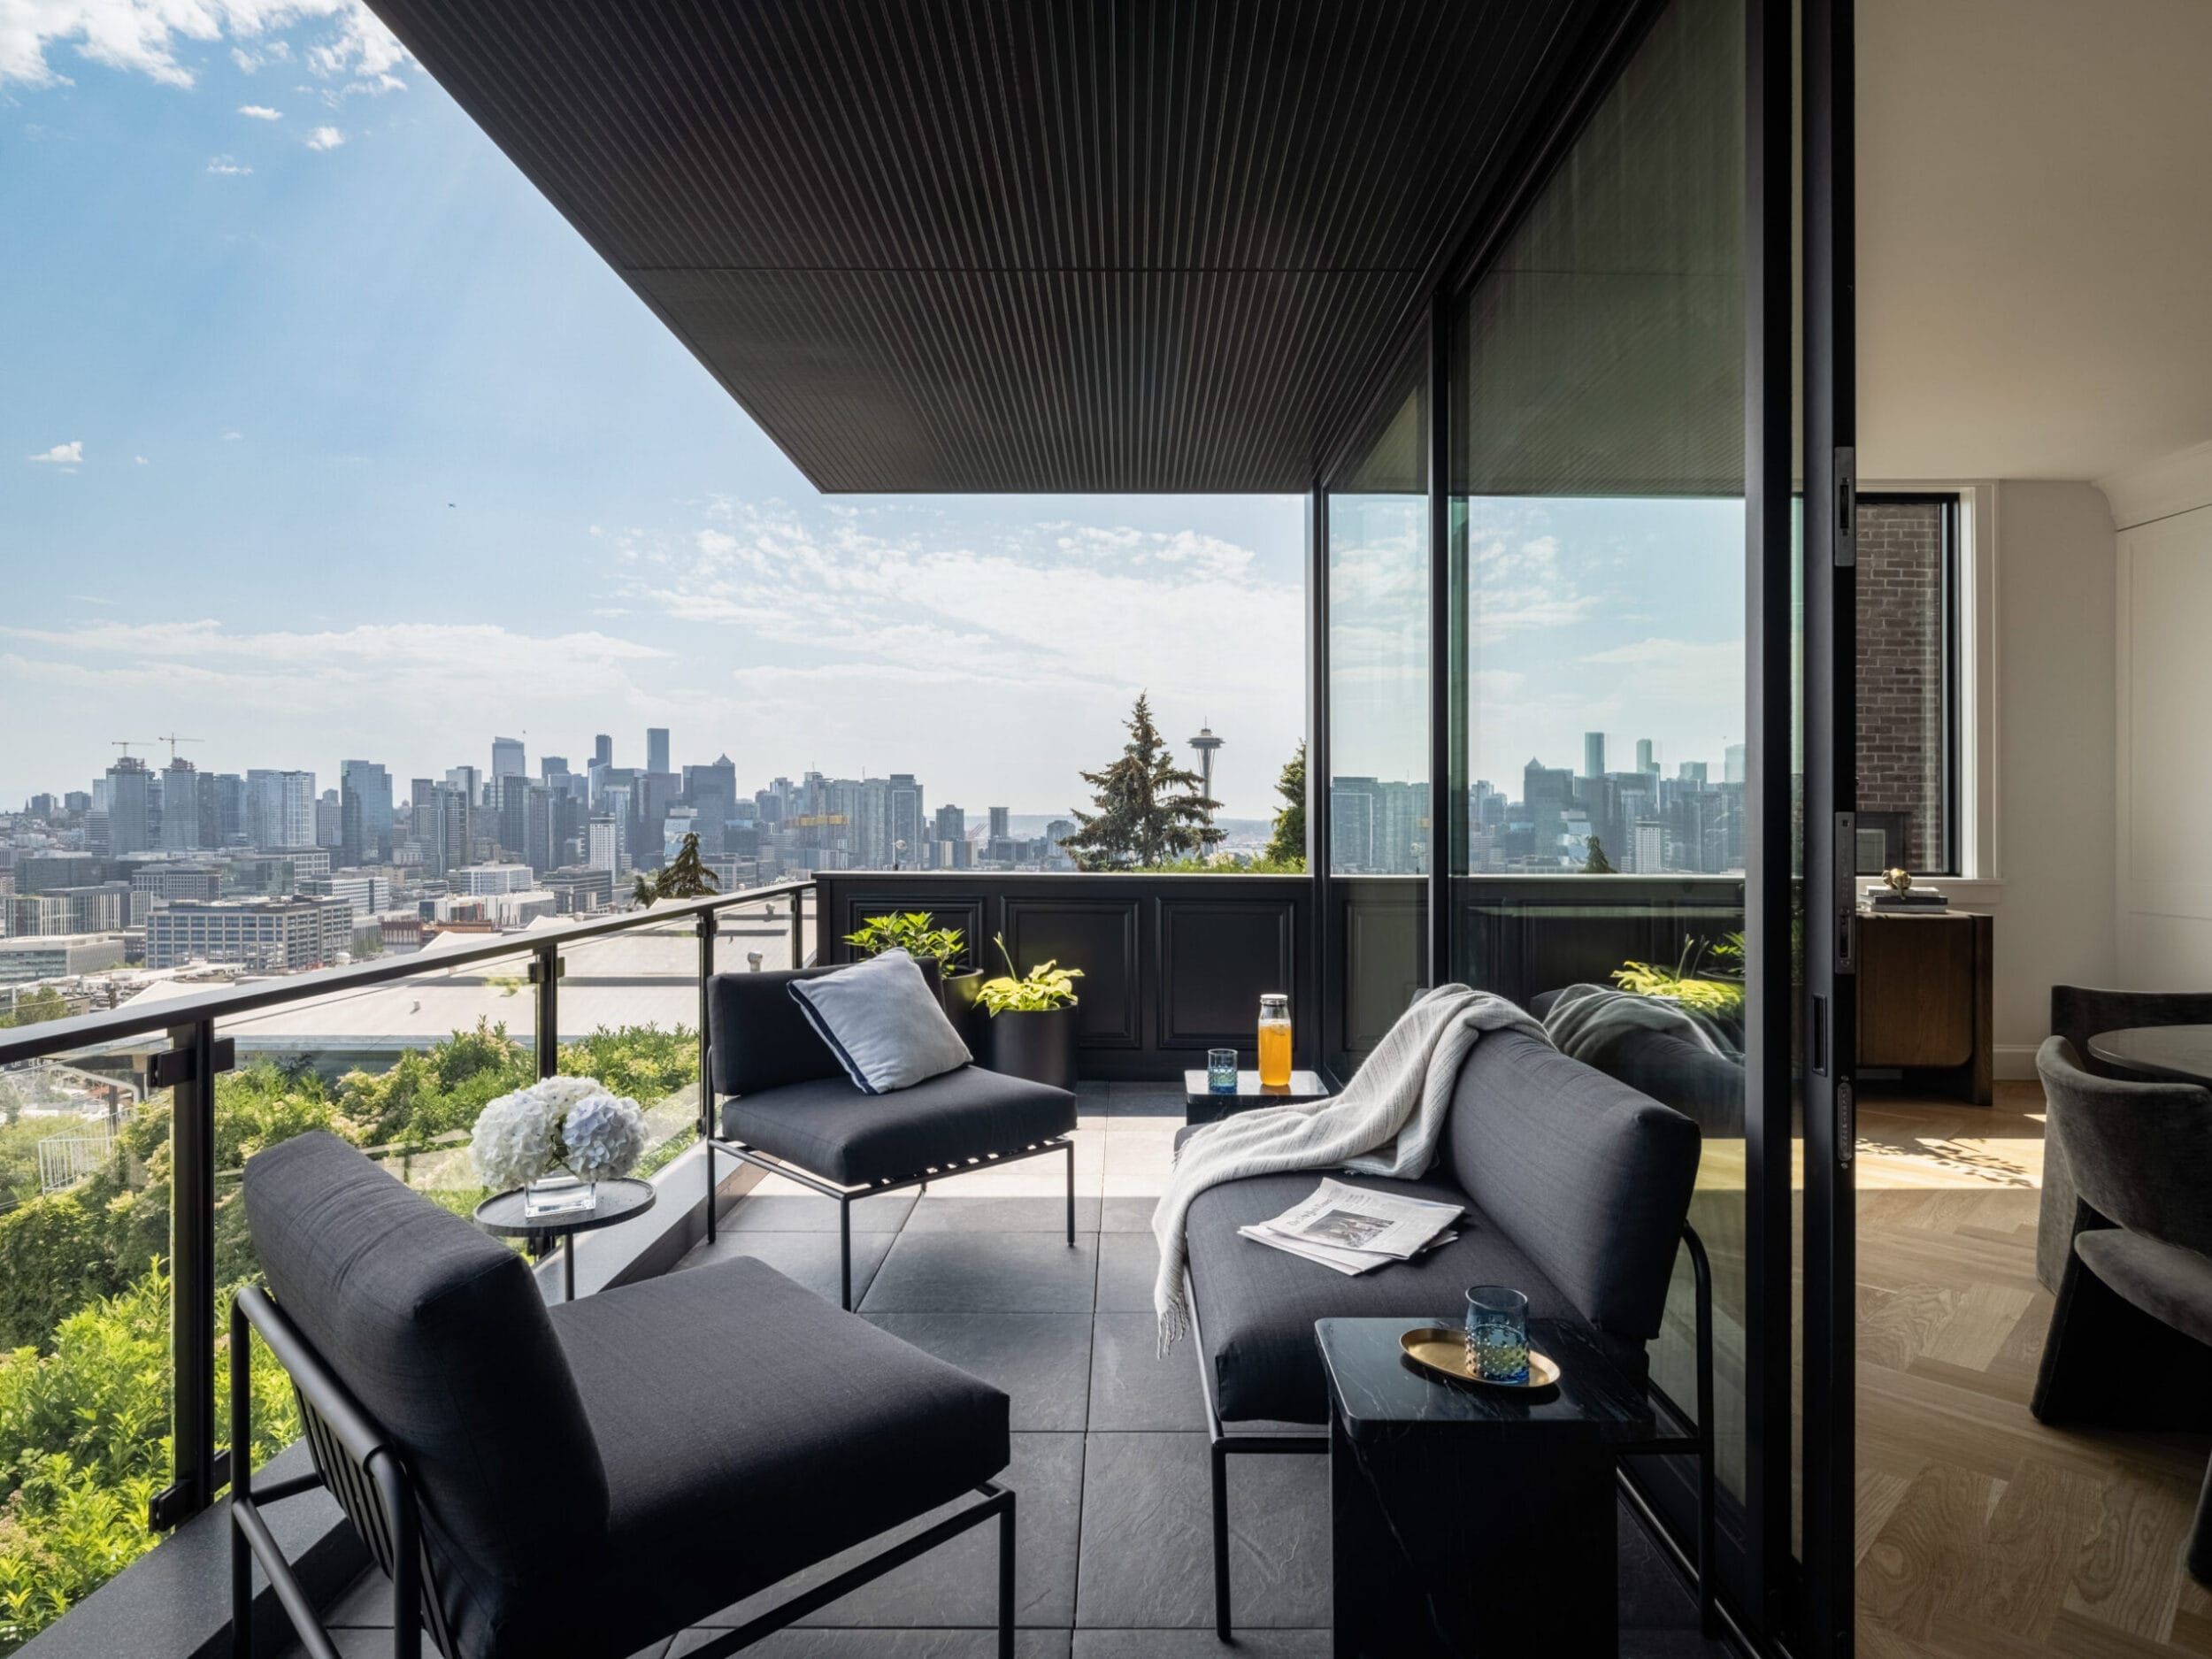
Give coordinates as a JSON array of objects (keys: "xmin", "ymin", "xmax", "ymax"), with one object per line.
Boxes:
[
  {"xmin": 159, "ymin": 757, "xmax": 201, "ymax": 851},
  {"xmin": 1582, "ymin": 733, "xmax": 1606, "ymax": 780},
  {"xmin": 540, "ymin": 756, "xmax": 568, "ymax": 780},
  {"xmin": 339, "ymin": 760, "xmax": 394, "ymax": 866},
  {"xmin": 1678, "ymin": 761, "xmax": 1709, "ymax": 785},
  {"xmin": 687, "ymin": 754, "xmax": 738, "ymax": 857},
  {"xmin": 433, "ymin": 782, "xmax": 473, "ymax": 877},
  {"xmin": 445, "ymin": 764, "xmax": 484, "ymax": 808},
  {"xmin": 988, "ymin": 806, "xmax": 1010, "ymax": 841},
  {"xmin": 104, "ymin": 757, "xmax": 154, "ymax": 856},
  {"xmin": 1635, "ymin": 738, "xmax": 1659, "ymax": 774},
  {"xmin": 1724, "ymin": 743, "xmax": 1747, "ymax": 785},
  {"xmin": 593, "ymin": 733, "xmax": 613, "ymax": 768},
  {"xmin": 206, "ymin": 772, "xmax": 246, "ymax": 846},
  {"xmin": 247, "ymin": 770, "xmax": 316, "ymax": 849},
  {"xmin": 492, "ymin": 736, "xmax": 526, "ymax": 780},
  {"xmin": 646, "ymin": 727, "xmax": 671, "ymax": 775},
  {"xmin": 588, "ymin": 815, "xmax": 624, "ymax": 875},
  {"xmin": 887, "ymin": 773, "xmax": 926, "ymax": 866},
  {"xmin": 494, "ymin": 772, "xmax": 534, "ymax": 860}
]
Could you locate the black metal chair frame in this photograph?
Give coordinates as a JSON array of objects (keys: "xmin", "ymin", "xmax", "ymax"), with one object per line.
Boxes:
[
  {"xmin": 228, "ymin": 1285, "xmax": 1018, "ymax": 1659},
  {"xmin": 1191, "ymin": 1223, "xmax": 1719, "ymax": 1642},
  {"xmin": 705, "ymin": 1128, "xmax": 1079, "ymax": 1310}
]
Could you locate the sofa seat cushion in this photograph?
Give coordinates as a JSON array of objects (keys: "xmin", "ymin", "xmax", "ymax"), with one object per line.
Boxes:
[
  {"xmin": 515, "ymin": 1255, "xmax": 1011, "ymax": 1656},
  {"xmin": 1184, "ymin": 1168, "xmax": 1644, "ymax": 1425},
  {"xmin": 723, "ymin": 1064, "xmax": 1075, "ymax": 1186}
]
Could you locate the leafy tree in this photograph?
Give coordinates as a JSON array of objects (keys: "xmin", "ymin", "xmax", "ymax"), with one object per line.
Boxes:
[
  {"xmin": 1582, "ymin": 834, "xmax": 1617, "ymax": 874},
  {"xmin": 0, "ymin": 991, "xmax": 68, "ymax": 1033},
  {"xmin": 1061, "ymin": 693, "xmax": 1222, "ymax": 870},
  {"xmin": 1263, "ymin": 741, "xmax": 1307, "ymax": 869}
]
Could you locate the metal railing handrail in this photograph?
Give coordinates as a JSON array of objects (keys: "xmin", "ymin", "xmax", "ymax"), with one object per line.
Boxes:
[
  {"xmin": 0, "ymin": 873, "xmax": 816, "ymax": 1536},
  {"xmin": 0, "ymin": 879, "xmax": 813, "ymax": 1068}
]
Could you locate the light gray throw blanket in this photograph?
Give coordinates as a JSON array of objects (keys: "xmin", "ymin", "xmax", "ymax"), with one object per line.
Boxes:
[{"xmin": 1151, "ymin": 984, "xmax": 1547, "ymax": 1350}]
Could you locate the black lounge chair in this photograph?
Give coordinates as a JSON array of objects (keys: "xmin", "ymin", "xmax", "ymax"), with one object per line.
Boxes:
[
  {"xmin": 230, "ymin": 1133, "xmax": 1018, "ymax": 1658},
  {"xmin": 703, "ymin": 963, "xmax": 1079, "ymax": 1309}
]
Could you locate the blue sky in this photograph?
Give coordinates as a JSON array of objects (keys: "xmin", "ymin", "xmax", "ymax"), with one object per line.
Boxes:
[
  {"xmin": 2, "ymin": 2, "xmax": 1745, "ymax": 820},
  {"xmin": 1, "ymin": 2, "xmax": 1306, "ymax": 818}
]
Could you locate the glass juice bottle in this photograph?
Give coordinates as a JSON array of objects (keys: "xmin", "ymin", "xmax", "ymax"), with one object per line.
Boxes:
[{"xmin": 1256, "ymin": 994, "xmax": 1293, "ymax": 1087}]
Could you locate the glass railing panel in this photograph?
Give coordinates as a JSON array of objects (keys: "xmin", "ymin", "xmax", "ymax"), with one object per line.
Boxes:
[{"xmin": 0, "ymin": 1031, "xmax": 174, "ymax": 1648}]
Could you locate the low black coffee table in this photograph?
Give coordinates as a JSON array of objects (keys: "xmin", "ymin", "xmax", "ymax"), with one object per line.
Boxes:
[
  {"xmin": 1182, "ymin": 1068, "xmax": 1332, "ymax": 1125},
  {"xmin": 474, "ymin": 1177, "xmax": 656, "ymax": 1301},
  {"xmin": 1317, "ymin": 1315, "xmax": 1655, "ymax": 1658}
]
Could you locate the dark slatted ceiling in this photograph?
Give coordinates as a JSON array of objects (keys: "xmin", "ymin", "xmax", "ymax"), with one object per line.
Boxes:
[{"xmin": 368, "ymin": 0, "xmax": 1617, "ymax": 493}]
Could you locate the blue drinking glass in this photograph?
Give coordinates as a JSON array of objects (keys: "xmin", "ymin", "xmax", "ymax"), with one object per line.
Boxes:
[
  {"xmin": 1207, "ymin": 1048, "xmax": 1239, "ymax": 1093},
  {"xmin": 1464, "ymin": 1285, "xmax": 1531, "ymax": 1383}
]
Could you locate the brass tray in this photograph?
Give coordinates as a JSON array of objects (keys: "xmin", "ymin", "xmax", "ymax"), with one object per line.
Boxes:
[{"xmin": 1398, "ymin": 1325, "xmax": 1562, "ymax": 1390}]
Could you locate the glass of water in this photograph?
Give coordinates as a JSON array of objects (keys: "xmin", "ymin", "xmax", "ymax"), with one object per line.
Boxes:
[
  {"xmin": 1464, "ymin": 1285, "xmax": 1530, "ymax": 1384},
  {"xmin": 1206, "ymin": 1048, "xmax": 1239, "ymax": 1093}
]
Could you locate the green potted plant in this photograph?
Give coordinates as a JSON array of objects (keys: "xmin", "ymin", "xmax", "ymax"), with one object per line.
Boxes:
[
  {"xmin": 976, "ymin": 933, "xmax": 1083, "ymax": 1091},
  {"xmin": 844, "ymin": 911, "xmax": 983, "ymax": 1033}
]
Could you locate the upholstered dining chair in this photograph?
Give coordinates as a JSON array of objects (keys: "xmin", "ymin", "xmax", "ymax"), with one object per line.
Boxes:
[
  {"xmin": 230, "ymin": 1133, "xmax": 1018, "ymax": 1657},
  {"xmin": 2042, "ymin": 986, "xmax": 2212, "ymax": 1291},
  {"xmin": 2031, "ymin": 1037, "xmax": 2212, "ymax": 1585}
]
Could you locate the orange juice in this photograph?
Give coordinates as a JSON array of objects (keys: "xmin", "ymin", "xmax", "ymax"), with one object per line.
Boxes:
[{"xmin": 1257, "ymin": 994, "xmax": 1292, "ymax": 1087}]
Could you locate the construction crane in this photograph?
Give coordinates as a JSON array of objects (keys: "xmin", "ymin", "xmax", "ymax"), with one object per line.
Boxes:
[
  {"xmin": 109, "ymin": 740, "xmax": 154, "ymax": 762},
  {"xmin": 154, "ymin": 733, "xmax": 204, "ymax": 763}
]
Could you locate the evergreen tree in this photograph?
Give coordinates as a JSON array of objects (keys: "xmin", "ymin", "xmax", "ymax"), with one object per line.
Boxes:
[
  {"xmin": 1582, "ymin": 833, "xmax": 1617, "ymax": 875},
  {"xmin": 655, "ymin": 831, "xmax": 721, "ymax": 898},
  {"xmin": 1060, "ymin": 693, "xmax": 1224, "ymax": 870},
  {"xmin": 1263, "ymin": 741, "xmax": 1307, "ymax": 867}
]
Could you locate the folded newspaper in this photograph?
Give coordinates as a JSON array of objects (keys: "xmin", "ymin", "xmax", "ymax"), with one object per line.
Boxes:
[{"xmin": 1238, "ymin": 1176, "xmax": 1463, "ymax": 1276}]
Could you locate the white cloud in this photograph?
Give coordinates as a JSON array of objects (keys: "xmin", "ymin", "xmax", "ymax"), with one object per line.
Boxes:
[
  {"xmin": 303, "ymin": 123, "xmax": 342, "ymax": 150},
  {"xmin": 220, "ymin": 429, "xmax": 242, "ymax": 441},
  {"xmin": 620, "ymin": 502, "xmax": 1307, "ymax": 816},
  {"xmin": 236, "ymin": 103, "xmax": 280, "ymax": 119},
  {"xmin": 2, "ymin": 2, "xmax": 404, "ymax": 91},
  {"xmin": 133, "ymin": 454, "xmax": 148, "ymax": 465},
  {"xmin": 205, "ymin": 154, "xmax": 251, "ymax": 174},
  {"xmin": 27, "ymin": 441, "xmax": 82, "ymax": 466}
]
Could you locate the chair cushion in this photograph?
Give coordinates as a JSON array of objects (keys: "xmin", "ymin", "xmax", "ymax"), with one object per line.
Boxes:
[
  {"xmin": 707, "ymin": 958, "xmax": 945, "ymax": 1097},
  {"xmin": 456, "ymin": 1256, "xmax": 1010, "ymax": 1658},
  {"xmin": 787, "ymin": 949, "xmax": 972, "ymax": 1094},
  {"xmin": 2078, "ymin": 1228, "xmax": 2212, "ymax": 1348},
  {"xmin": 1445, "ymin": 1028, "xmax": 1701, "ymax": 1342},
  {"xmin": 240, "ymin": 1133, "xmax": 609, "ymax": 1630},
  {"xmin": 1182, "ymin": 1167, "xmax": 1642, "ymax": 1425},
  {"xmin": 722, "ymin": 1064, "xmax": 1075, "ymax": 1186}
]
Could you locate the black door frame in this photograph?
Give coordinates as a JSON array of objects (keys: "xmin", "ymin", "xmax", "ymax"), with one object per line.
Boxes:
[
  {"xmin": 1801, "ymin": 0, "xmax": 1859, "ymax": 1652},
  {"xmin": 1305, "ymin": 0, "xmax": 1855, "ymax": 1650}
]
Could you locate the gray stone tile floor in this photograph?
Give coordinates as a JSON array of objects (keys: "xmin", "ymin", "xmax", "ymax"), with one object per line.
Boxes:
[{"xmin": 289, "ymin": 1086, "xmax": 1730, "ymax": 1655}]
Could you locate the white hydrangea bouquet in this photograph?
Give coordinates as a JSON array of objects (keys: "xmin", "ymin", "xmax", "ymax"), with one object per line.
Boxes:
[{"xmin": 471, "ymin": 1075, "xmax": 649, "ymax": 1204}]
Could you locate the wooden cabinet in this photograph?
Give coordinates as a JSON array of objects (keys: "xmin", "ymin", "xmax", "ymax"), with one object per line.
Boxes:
[{"xmin": 1857, "ymin": 910, "xmax": 1993, "ymax": 1103}]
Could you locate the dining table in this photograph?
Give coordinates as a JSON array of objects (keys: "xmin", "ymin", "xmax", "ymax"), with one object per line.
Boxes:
[{"xmin": 2085, "ymin": 1024, "xmax": 2212, "ymax": 1087}]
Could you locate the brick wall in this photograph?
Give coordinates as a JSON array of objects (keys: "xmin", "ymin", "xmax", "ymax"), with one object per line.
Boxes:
[{"xmin": 1855, "ymin": 499, "xmax": 1948, "ymax": 871}]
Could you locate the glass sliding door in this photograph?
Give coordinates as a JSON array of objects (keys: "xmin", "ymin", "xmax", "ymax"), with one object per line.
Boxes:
[{"xmin": 1324, "ymin": 359, "xmax": 1430, "ymax": 1075}]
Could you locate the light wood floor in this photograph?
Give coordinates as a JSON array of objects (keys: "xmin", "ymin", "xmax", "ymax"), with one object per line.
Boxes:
[{"xmin": 1856, "ymin": 1082, "xmax": 2211, "ymax": 1656}]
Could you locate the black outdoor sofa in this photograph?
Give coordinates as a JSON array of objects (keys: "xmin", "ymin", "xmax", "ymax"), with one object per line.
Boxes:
[
  {"xmin": 702, "ymin": 961, "xmax": 1079, "ymax": 1309},
  {"xmin": 229, "ymin": 1132, "xmax": 1021, "ymax": 1658},
  {"xmin": 1179, "ymin": 1025, "xmax": 1716, "ymax": 1638}
]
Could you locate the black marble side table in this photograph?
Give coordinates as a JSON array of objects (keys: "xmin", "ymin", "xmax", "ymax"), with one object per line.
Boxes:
[{"xmin": 1317, "ymin": 1315, "xmax": 1655, "ymax": 1658}]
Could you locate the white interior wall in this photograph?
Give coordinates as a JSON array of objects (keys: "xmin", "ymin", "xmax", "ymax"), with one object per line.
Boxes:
[
  {"xmin": 2112, "ymin": 448, "xmax": 2212, "ymax": 993},
  {"xmin": 1941, "ymin": 482, "xmax": 2117, "ymax": 1075}
]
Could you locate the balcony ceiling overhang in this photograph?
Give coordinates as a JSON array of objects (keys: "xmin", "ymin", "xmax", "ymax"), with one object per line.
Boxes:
[{"xmin": 365, "ymin": 0, "xmax": 1619, "ymax": 494}]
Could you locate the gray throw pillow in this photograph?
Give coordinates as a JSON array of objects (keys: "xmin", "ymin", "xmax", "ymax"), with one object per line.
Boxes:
[{"xmin": 787, "ymin": 949, "xmax": 972, "ymax": 1094}]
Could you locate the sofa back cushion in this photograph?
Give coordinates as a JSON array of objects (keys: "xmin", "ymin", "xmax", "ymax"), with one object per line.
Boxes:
[
  {"xmin": 707, "ymin": 956, "xmax": 944, "ymax": 1096},
  {"xmin": 242, "ymin": 1133, "xmax": 609, "ymax": 1593},
  {"xmin": 1444, "ymin": 1030, "xmax": 1700, "ymax": 1341}
]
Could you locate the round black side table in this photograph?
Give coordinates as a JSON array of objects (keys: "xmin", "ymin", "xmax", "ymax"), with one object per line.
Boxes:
[{"xmin": 474, "ymin": 1177, "xmax": 656, "ymax": 1301}]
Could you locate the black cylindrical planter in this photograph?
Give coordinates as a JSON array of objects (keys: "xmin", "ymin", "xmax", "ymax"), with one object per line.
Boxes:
[
  {"xmin": 939, "ymin": 967, "xmax": 986, "ymax": 1049},
  {"xmin": 983, "ymin": 1002, "xmax": 1079, "ymax": 1092}
]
